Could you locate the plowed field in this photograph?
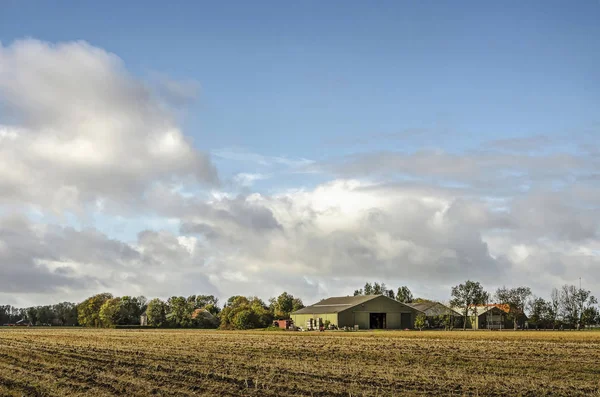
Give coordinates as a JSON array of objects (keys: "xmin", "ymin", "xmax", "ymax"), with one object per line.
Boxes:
[{"xmin": 1, "ymin": 329, "xmax": 599, "ymax": 396}]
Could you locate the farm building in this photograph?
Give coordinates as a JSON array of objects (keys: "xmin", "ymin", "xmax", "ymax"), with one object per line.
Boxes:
[
  {"xmin": 291, "ymin": 295, "xmax": 418, "ymax": 330},
  {"xmin": 452, "ymin": 304, "xmax": 516, "ymax": 330},
  {"xmin": 406, "ymin": 302, "xmax": 462, "ymax": 328}
]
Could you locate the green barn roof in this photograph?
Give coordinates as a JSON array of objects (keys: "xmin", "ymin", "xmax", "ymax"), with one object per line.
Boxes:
[{"xmin": 292, "ymin": 295, "xmax": 382, "ymax": 315}]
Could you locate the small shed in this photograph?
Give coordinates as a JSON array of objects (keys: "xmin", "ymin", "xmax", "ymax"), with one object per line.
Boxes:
[
  {"xmin": 140, "ymin": 312, "xmax": 148, "ymax": 326},
  {"xmin": 273, "ymin": 319, "xmax": 293, "ymax": 329}
]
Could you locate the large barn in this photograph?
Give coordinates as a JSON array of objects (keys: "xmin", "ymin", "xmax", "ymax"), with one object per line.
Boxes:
[{"xmin": 291, "ymin": 295, "xmax": 418, "ymax": 329}]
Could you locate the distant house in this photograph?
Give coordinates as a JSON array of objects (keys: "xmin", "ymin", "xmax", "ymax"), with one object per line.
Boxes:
[
  {"xmin": 453, "ymin": 304, "xmax": 517, "ymax": 330},
  {"xmin": 406, "ymin": 302, "xmax": 462, "ymax": 328},
  {"xmin": 291, "ymin": 295, "xmax": 419, "ymax": 330},
  {"xmin": 191, "ymin": 308, "xmax": 219, "ymax": 328},
  {"xmin": 140, "ymin": 312, "xmax": 148, "ymax": 326}
]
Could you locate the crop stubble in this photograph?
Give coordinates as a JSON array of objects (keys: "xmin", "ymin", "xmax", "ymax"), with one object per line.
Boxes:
[{"xmin": 0, "ymin": 329, "xmax": 599, "ymax": 396}]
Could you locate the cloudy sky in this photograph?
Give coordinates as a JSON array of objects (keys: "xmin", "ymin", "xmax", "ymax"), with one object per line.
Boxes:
[{"xmin": 1, "ymin": 2, "xmax": 599, "ymax": 307}]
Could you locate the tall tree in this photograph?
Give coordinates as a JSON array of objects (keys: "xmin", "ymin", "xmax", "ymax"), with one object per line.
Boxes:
[
  {"xmin": 396, "ymin": 286, "xmax": 413, "ymax": 303},
  {"xmin": 270, "ymin": 292, "xmax": 303, "ymax": 319},
  {"xmin": 99, "ymin": 298, "xmax": 123, "ymax": 327},
  {"xmin": 495, "ymin": 286, "xmax": 531, "ymax": 330},
  {"xmin": 527, "ymin": 296, "xmax": 552, "ymax": 329},
  {"xmin": 292, "ymin": 297, "xmax": 305, "ymax": 312},
  {"xmin": 372, "ymin": 282, "xmax": 387, "ymax": 295},
  {"xmin": 194, "ymin": 295, "xmax": 219, "ymax": 309},
  {"xmin": 559, "ymin": 285, "xmax": 579, "ymax": 327},
  {"xmin": 53, "ymin": 302, "xmax": 78, "ymax": 326},
  {"xmin": 575, "ymin": 288, "xmax": 597, "ymax": 329},
  {"xmin": 77, "ymin": 293, "xmax": 113, "ymax": 327},
  {"xmin": 118, "ymin": 296, "xmax": 146, "ymax": 325},
  {"xmin": 355, "ymin": 282, "xmax": 394, "ymax": 296},
  {"xmin": 146, "ymin": 298, "xmax": 167, "ymax": 327},
  {"xmin": 167, "ymin": 296, "xmax": 194, "ymax": 327},
  {"xmin": 449, "ymin": 281, "xmax": 488, "ymax": 330},
  {"xmin": 220, "ymin": 296, "xmax": 273, "ymax": 330}
]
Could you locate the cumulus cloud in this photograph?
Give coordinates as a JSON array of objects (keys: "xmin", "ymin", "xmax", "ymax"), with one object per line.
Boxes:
[
  {"xmin": 169, "ymin": 177, "xmax": 600, "ymax": 301},
  {"xmin": 0, "ymin": 39, "xmax": 217, "ymax": 213},
  {"xmin": 0, "ymin": 214, "xmax": 218, "ymax": 305},
  {"xmin": 1, "ymin": 38, "xmax": 598, "ymax": 307}
]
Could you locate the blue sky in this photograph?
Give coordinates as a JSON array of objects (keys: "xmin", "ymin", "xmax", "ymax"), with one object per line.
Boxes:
[
  {"xmin": 1, "ymin": 1, "xmax": 599, "ymax": 305},
  {"xmin": 3, "ymin": 1, "xmax": 598, "ymax": 161}
]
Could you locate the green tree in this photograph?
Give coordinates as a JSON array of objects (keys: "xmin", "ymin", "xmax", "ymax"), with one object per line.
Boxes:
[
  {"xmin": 232, "ymin": 310, "xmax": 258, "ymax": 330},
  {"xmin": 167, "ymin": 296, "xmax": 193, "ymax": 327},
  {"xmin": 99, "ymin": 298, "xmax": 123, "ymax": 327},
  {"xmin": 372, "ymin": 282, "xmax": 386, "ymax": 295},
  {"xmin": 194, "ymin": 295, "xmax": 219, "ymax": 308},
  {"xmin": 355, "ymin": 282, "xmax": 394, "ymax": 297},
  {"xmin": 77, "ymin": 293, "xmax": 113, "ymax": 327},
  {"xmin": 146, "ymin": 298, "xmax": 167, "ymax": 327},
  {"xmin": 581, "ymin": 306, "xmax": 599, "ymax": 327},
  {"xmin": 26, "ymin": 307, "xmax": 38, "ymax": 325},
  {"xmin": 527, "ymin": 296, "xmax": 552, "ymax": 329},
  {"xmin": 37, "ymin": 306, "xmax": 55, "ymax": 325},
  {"xmin": 220, "ymin": 296, "xmax": 273, "ymax": 330},
  {"xmin": 53, "ymin": 302, "xmax": 78, "ymax": 326},
  {"xmin": 292, "ymin": 297, "xmax": 304, "ymax": 312},
  {"xmin": 449, "ymin": 281, "xmax": 488, "ymax": 330},
  {"xmin": 396, "ymin": 286, "xmax": 413, "ymax": 303},
  {"xmin": 415, "ymin": 313, "xmax": 427, "ymax": 331},
  {"xmin": 495, "ymin": 286, "xmax": 531, "ymax": 330},
  {"xmin": 226, "ymin": 295, "xmax": 245, "ymax": 307},
  {"xmin": 575, "ymin": 288, "xmax": 597, "ymax": 329},
  {"xmin": 117, "ymin": 296, "xmax": 146, "ymax": 325},
  {"xmin": 270, "ymin": 292, "xmax": 303, "ymax": 319}
]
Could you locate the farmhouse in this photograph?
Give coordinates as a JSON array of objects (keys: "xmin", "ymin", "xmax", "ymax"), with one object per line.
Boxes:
[
  {"xmin": 453, "ymin": 304, "xmax": 515, "ymax": 330},
  {"xmin": 406, "ymin": 301, "xmax": 462, "ymax": 328},
  {"xmin": 291, "ymin": 295, "xmax": 418, "ymax": 329}
]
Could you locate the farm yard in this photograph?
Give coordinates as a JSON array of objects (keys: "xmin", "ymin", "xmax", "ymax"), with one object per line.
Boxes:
[{"xmin": 1, "ymin": 329, "xmax": 599, "ymax": 396}]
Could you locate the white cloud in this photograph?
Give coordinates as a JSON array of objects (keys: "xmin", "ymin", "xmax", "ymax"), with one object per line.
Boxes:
[
  {"xmin": 1, "ymin": 38, "xmax": 599, "ymax": 308},
  {"xmin": 233, "ymin": 173, "xmax": 268, "ymax": 187},
  {"xmin": 0, "ymin": 39, "xmax": 217, "ymax": 213}
]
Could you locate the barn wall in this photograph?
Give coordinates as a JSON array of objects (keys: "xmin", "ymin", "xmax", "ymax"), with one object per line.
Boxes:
[
  {"xmin": 352, "ymin": 312, "xmax": 369, "ymax": 329},
  {"xmin": 341, "ymin": 296, "xmax": 418, "ymax": 329},
  {"xmin": 337, "ymin": 311, "xmax": 354, "ymax": 328},
  {"xmin": 291, "ymin": 313, "xmax": 338, "ymax": 328},
  {"xmin": 387, "ymin": 313, "xmax": 402, "ymax": 329}
]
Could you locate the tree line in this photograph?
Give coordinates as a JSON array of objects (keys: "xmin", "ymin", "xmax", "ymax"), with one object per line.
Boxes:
[
  {"xmin": 1, "ymin": 302, "xmax": 78, "ymax": 326},
  {"xmin": 2, "ymin": 281, "xmax": 598, "ymax": 330},
  {"xmin": 449, "ymin": 281, "xmax": 598, "ymax": 330},
  {"xmin": 1, "ymin": 292, "xmax": 305, "ymax": 330}
]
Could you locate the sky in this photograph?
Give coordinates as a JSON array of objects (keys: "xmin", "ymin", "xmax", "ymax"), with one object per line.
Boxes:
[{"xmin": 0, "ymin": 1, "xmax": 599, "ymax": 307}]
